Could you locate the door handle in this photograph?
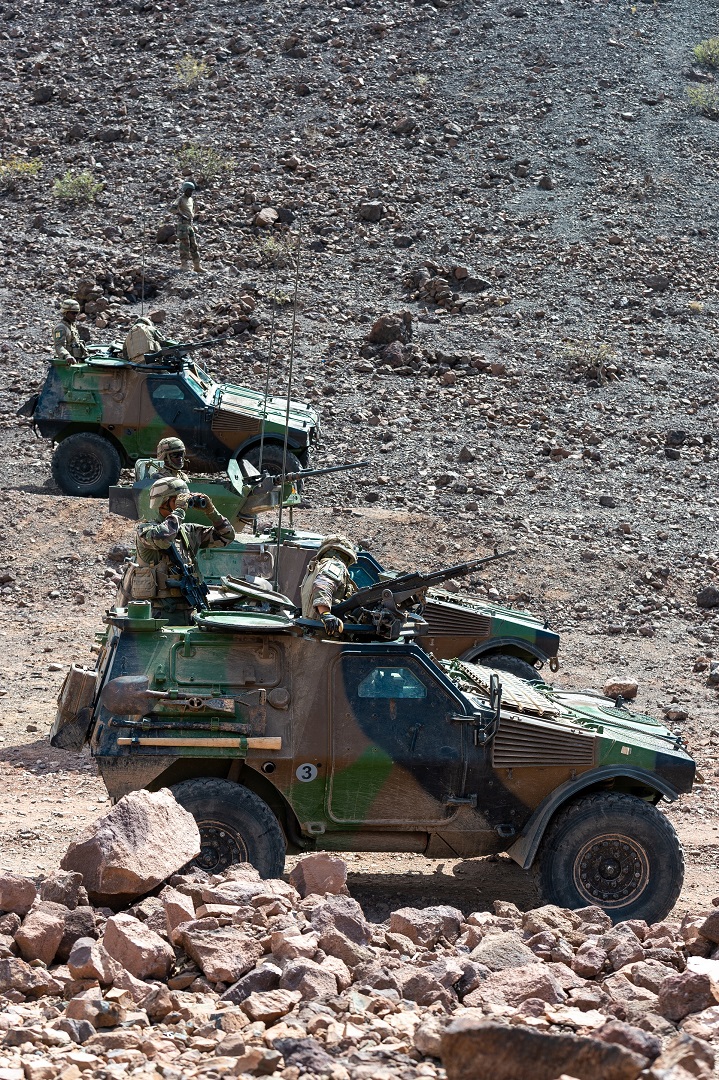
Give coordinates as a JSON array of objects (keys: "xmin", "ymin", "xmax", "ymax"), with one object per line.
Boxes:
[{"xmin": 443, "ymin": 794, "xmax": 477, "ymax": 807}]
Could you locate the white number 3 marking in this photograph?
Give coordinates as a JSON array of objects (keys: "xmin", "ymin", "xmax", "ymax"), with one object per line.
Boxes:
[{"xmin": 296, "ymin": 763, "xmax": 318, "ymax": 782}]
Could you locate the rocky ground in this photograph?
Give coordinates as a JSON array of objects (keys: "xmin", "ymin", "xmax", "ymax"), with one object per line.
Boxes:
[{"xmin": 0, "ymin": 0, "xmax": 719, "ymax": 1073}]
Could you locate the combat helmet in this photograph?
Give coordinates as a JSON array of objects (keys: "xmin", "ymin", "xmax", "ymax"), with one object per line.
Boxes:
[
  {"xmin": 180, "ymin": 181, "xmax": 196, "ymax": 194},
  {"xmin": 318, "ymin": 534, "xmax": 357, "ymax": 565},
  {"xmin": 60, "ymin": 298, "xmax": 81, "ymax": 313},
  {"xmin": 148, "ymin": 476, "xmax": 189, "ymax": 511},
  {"xmin": 156, "ymin": 436, "xmax": 186, "ymax": 462}
]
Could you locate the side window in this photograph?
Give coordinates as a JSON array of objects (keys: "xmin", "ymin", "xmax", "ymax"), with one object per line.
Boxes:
[
  {"xmin": 357, "ymin": 667, "xmax": 427, "ymax": 700},
  {"xmin": 151, "ymin": 383, "xmax": 186, "ymax": 402}
]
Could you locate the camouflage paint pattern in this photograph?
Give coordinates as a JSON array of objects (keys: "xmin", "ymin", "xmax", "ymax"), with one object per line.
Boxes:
[
  {"xmin": 76, "ymin": 610, "xmax": 694, "ymax": 865},
  {"xmin": 28, "ymin": 353, "xmax": 319, "ymax": 471}
]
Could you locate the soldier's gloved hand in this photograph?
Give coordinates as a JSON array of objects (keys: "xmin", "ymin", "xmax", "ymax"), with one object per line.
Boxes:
[
  {"xmin": 174, "ymin": 491, "xmax": 191, "ymax": 511},
  {"xmin": 320, "ymin": 612, "xmax": 344, "ymax": 637},
  {"xmin": 202, "ymin": 496, "xmax": 217, "ymax": 516}
]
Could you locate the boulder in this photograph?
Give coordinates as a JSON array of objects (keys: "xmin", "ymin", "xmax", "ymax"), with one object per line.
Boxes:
[
  {"xmin": 309, "ymin": 894, "xmax": 372, "ymax": 944},
  {"xmin": 254, "ymin": 207, "xmax": 279, "ymax": 228},
  {"xmin": 464, "ymin": 963, "xmax": 566, "ymax": 1008},
  {"xmin": 65, "ymin": 989, "xmax": 125, "ymax": 1029},
  {"xmin": 60, "ymin": 789, "xmax": 201, "ymax": 905},
  {"xmin": 367, "ymin": 311, "xmax": 412, "ymax": 345},
  {"xmin": 67, "ymin": 937, "xmax": 122, "ymax": 985},
  {"xmin": 241, "ymin": 988, "xmax": 302, "ymax": 1023},
  {"xmin": 649, "ymin": 1032, "xmax": 715, "ymax": 1078},
  {"xmin": 0, "ymin": 873, "xmax": 37, "ymax": 916},
  {"xmin": 39, "ymin": 870, "xmax": 88, "ymax": 910},
  {"xmin": 603, "ymin": 679, "xmax": 639, "ymax": 701},
  {"xmin": 698, "ymin": 911, "xmax": 719, "ymax": 945},
  {"xmin": 317, "ymin": 928, "xmax": 372, "ymax": 968},
  {"xmin": 470, "ymin": 931, "xmax": 540, "ymax": 971},
  {"xmin": 595, "ymin": 1019, "xmax": 661, "ymax": 1061},
  {"xmin": 15, "ymin": 901, "xmax": 67, "ymax": 966},
  {"xmin": 390, "ymin": 905, "xmax": 464, "ymax": 948},
  {"xmin": 160, "ymin": 885, "xmax": 196, "ymax": 936},
  {"xmin": 271, "ymin": 929, "xmax": 319, "ymax": 962},
  {"xmin": 358, "ymin": 200, "xmax": 384, "ymax": 222},
  {"xmin": 175, "ymin": 921, "xmax": 263, "ymax": 983},
  {"xmin": 0, "ymin": 957, "xmax": 62, "ymax": 998},
  {"xmin": 103, "ymin": 913, "xmax": 175, "ymax": 980},
  {"xmin": 657, "ymin": 971, "xmax": 719, "ymax": 1022},
  {"xmin": 221, "ymin": 962, "xmax": 282, "ymax": 1005},
  {"xmin": 279, "ymin": 958, "xmax": 338, "ymax": 999},
  {"xmin": 155, "ymin": 223, "xmax": 176, "ymax": 244},
  {"xmin": 441, "ymin": 1018, "xmax": 648, "ymax": 1080},
  {"xmin": 56, "ymin": 906, "xmax": 98, "ymax": 963},
  {"xmin": 288, "ymin": 853, "xmax": 348, "ymax": 898}
]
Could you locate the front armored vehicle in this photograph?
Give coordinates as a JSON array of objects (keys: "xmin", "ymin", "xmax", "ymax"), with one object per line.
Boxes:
[
  {"xmin": 54, "ymin": 599, "xmax": 695, "ymax": 924},
  {"xmin": 18, "ymin": 344, "xmax": 319, "ymax": 497}
]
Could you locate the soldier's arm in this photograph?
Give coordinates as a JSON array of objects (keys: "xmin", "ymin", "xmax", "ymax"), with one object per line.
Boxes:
[
  {"xmin": 196, "ymin": 509, "xmax": 235, "ymax": 549},
  {"xmin": 137, "ymin": 511, "xmax": 185, "ymax": 550},
  {"xmin": 53, "ymin": 325, "xmax": 74, "ymax": 363},
  {"xmin": 309, "ymin": 570, "xmax": 340, "ymax": 613}
]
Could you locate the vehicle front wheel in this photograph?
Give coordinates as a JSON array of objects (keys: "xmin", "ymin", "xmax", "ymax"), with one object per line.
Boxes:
[
  {"xmin": 244, "ymin": 443, "xmax": 303, "ymax": 479},
  {"xmin": 537, "ymin": 791, "xmax": 684, "ymax": 923},
  {"xmin": 171, "ymin": 778, "xmax": 286, "ymax": 878},
  {"xmin": 484, "ymin": 653, "xmax": 544, "ymax": 684},
  {"xmin": 51, "ymin": 433, "xmax": 122, "ymax": 497}
]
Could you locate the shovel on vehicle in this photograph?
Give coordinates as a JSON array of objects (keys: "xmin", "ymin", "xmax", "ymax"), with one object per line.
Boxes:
[{"xmin": 100, "ymin": 675, "xmax": 168, "ymax": 717}]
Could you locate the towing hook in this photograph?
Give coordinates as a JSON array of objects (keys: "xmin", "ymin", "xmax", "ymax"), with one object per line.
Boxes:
[{"xmin": 549, "ymin": 656, "xmax": 560, "ymax": 673}]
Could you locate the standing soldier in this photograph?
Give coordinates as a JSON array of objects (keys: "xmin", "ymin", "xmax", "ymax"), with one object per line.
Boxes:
[
  {"xmin": 53, "ymin": 299, "xmax": 89, "ymax": 364},
  {"xmin": 173, "ymin": 181, "xmax": 204, "ymax": 273},
  {"xmin": 300, "ymin": 534, "xmax": 358, "ymax": 636},
  {"xmin": 123, "ymin": 476, "xmax": 234, "ymax": 621}
]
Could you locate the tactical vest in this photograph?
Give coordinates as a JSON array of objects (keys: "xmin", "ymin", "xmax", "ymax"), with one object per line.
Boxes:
[{"xmin": 300, "ymin": 556, "xmax": 355, "ymax": 618}]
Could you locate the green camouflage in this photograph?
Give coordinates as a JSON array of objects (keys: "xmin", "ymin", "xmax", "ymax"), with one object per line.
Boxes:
[{"xmin": 53, "ymin": 317, "xmax": 88, "ymax": 364}]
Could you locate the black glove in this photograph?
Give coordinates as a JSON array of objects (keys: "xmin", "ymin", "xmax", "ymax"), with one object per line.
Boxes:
[{"xmin": 320, "ymin": 612, "xmax": 344, "ymax": 636}]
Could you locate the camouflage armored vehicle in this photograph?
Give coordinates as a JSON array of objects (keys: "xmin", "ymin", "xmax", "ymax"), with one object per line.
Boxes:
[
  {"xmin": 18, "ymin": 344, "xmax": 319, "ymax": 497},
  {"xmin": 53, "ymin": 591, "xmax": 694, "ymax": 922}
]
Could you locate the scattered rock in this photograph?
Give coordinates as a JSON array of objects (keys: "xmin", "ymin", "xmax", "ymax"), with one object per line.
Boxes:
[{"xmin": 288, "ymin": 853, "xmax": 348, "ymax": 898}]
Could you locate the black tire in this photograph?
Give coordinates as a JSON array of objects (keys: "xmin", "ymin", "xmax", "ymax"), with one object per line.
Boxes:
[
  {"xmin": 51, "ymin": 433, "xmax": 122, "ymax": 497},
  {"xmin": 537, "ymin": 791, "xmax": 684, "ymax": 923},
  {"xmin": 485, "ymin": 653, "xmax": 544, "ymax": 684},
  {"xmin": 244, "ymin": 443, "xmax": 303, "ymax": 479},
  {"xmin": 171, "ymin": 778, "xmax": 286, "ymax": 878}
]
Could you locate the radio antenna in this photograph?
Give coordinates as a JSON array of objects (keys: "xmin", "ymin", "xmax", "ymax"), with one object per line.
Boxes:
[
  {"xmin": 140, "ymin": 205, "xmax": 146, "ymax": 317},
  {"xmin": 258, "ymin": 264, "xmax": 279, "ymax": 475},
  {"xmin": 273, "ymin": 216, "xmax": 302, "ymax": 590}
]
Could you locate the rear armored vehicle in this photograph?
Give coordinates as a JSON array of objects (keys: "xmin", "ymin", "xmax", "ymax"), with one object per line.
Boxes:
[
  {"xmin": 18, "ymin": 344, "xmax": 319, "ymax": 497},
  {"xmin": 54, "ymin": 583, "xmax": 695, "ymax": 923}
]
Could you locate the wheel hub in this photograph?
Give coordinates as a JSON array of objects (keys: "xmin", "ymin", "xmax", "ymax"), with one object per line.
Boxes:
[
  {"xmin": 68, "ymin": 452, "xmax": 103, "ymax": 486},
  {"xmin": 193, "ymin": 822, "xmax": 248, "ymax": 874},
  {"xmin": 574, "ymin": 833, "xmax": 649, "ymax": 907}
]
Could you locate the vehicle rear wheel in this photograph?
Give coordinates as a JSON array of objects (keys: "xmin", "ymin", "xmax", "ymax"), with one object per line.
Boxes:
[
  {"xmin": 171, "ymin": 778, "xmax": 286, "ymax": 878},
  {"xmin": 537, "ymin": 791, "xmax": 684, "ymax": 923},
  {"xmin": 51, "ymin": 433, "xmax": 122, "ymax": 497},
  {"xmin": 484, "ymin": 653, "xmax": 543, "ymax": 683},
  {"xmin": 244, "ymin": 443, "xmax": 303, "ymax": 479}
]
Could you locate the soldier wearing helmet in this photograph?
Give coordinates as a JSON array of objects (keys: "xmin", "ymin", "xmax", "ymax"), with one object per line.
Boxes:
[
  {"xmin": 53, "ymin": 298, "xmax": 89, "ymax": 365},
  {"xmin": 122, "ymin": 315, "xmax": 174, "ymax": 365},
  {"xmin": 300, "ymin": 534, "xmax": 358, "ymax": 637},
  {"xmin": 153, "ymin": 437, "xmax": 189, "ymax": 481},
  {"xmin": 123, "ymin": 475, "xmax": 235, "ymax": 620},
  {"xmin": 173, "ymin": 181, "xmax": 204, "ymax": 274}
]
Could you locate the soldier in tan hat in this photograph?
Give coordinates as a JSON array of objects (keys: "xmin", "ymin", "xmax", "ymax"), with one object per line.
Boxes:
[
  {"xmin": 53, "ymin": 299, "xmax": 89, "ymax": 364},
  {"xmin": 300, "ymin": 534, "xmax": 358, "ymax": 636},
  {"xmin": 122, "ymin": 476, "xmax": 234, "ymax": 620}
]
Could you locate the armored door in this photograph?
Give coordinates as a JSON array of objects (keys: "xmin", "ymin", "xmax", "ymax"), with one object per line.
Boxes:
[
  {"xmin": 138, "ymin": 375, "xmax": 207, "ymax": 459},
  {"xmin": 328, "ymin": 651, "xmax": 466, "ymax": 825}
]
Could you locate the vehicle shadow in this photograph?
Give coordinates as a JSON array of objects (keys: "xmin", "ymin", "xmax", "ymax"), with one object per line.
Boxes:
[
  {"xmin": 0, "ymin": 738, "xmax": 93, "ymax": 776},
  {"xmin": 346, "ymin": 856, "xmax": 540, "ymax": 922}
]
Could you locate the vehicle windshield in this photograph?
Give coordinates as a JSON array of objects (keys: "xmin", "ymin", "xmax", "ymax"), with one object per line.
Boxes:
[{"xmin": 184, "ymin": 362, "xmax": 217, "ymax": 402}]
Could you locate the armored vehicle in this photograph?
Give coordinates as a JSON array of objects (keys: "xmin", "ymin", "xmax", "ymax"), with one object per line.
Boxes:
[
  {"xmin": 54, "ymin": 596, "xmax": 694, "ymax": 923},
  {"xmin": 18, "ymin": 345, "xmax": 319, "ymax": 497}
]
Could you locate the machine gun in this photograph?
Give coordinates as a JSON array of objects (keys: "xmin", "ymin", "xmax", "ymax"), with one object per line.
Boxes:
[
  {"xmin": 167, "ymin": 541, "xmax": 210, "ymax": 612},
  {"xmin": 144, "ymin": 335, "xmax": 230, "ymax": 363},
  {"xmin": 249, "ymin": 460, "xmax": 370, "ymax": 495},
  {"xmin": 332, "ymin": 549, "xmax": 516, "ymax": 635}
]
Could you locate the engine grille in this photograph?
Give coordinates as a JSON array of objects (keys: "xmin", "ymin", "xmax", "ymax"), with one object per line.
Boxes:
[
  {"xmin": 211, "ymin": 409, "xmax": 262, "ymax": 436},
  {"xmin": 423, "ymin": 601, "xmax": 492, "ymax": 639},
  {"xmin": 492, "ymin": 715, "xmax": 596, "ymax": 768}
]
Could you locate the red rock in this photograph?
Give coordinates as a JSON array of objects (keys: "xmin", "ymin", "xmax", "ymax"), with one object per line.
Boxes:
[
  {"xmin": 67, "ymin": 937, "xmax": 121, "ymax": 985},
  {"xmin": 15, "ymin": 901, "xmax": 67, "ymax": 966},
  {"xmin": 39, "ymin": 871, "xmax": 88, "ymax": 910},
  {"xmin": 0, "ymin": 873, "xmax": 37, "ymax": 917},
  {"xmin": 464, "ymin": 963, "xmax": 566, "ymax": 1008},
  {"xmin": 279, "ymin": 958, "xmax": 338, "ymax": 999},
  {"xmin": 699, "ymin": 911, "xmax": 719, "ymax": 945},
  {"xmin": 288, "ymin": 854, "xmax": 348, "ymax": 899},
  {"xmin": 241, "ymin": 988, "xmax": 302, "ymax": 1023},
  {"xmin": 309, "ymin": 895, "xmax": 371, "ymax": 945},
  {"xmin": 0, "ymin": 957, "xmax": 62, "ymax": 998},
  {"xmin": 65, "ymin": 989, "xmax": 125, "ymax": 1028},
  {"xmin": 60, "ymin": 789, "xmax": 200, "ymax": 905},
  {"xmin": 441, "ymin": 1018, "xmax": 648, "ymax": 1080},
  {"xmin": 159, "ymin": 885, "xmax": 195, "ymax": 936},
  {"xmin": 103, "ymin": 914, "xmax": 175, "ymax": 980},
  {"xmin": 658, "ymin": 971, "xmax": 719, "ymax": 1022},
  {"xmin": 390, "ymin": 905, "xmax": 464, "ymax": 948},
  {"xmin": 174, "ymin": 921, "xmax": 263, "ymax": 983},
  {"xmin": 317, "ymin": 928, "xmax": 372, "ymax": 968}
]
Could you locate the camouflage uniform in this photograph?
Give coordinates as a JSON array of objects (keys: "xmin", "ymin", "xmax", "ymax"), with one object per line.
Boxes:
[
  {"xmin": 148, "ymin": 462, "xmax": 190, "ymax": 482},
  {"xmin": 174, "ymin": 191, "xmax": 200, "ymax": 269},
  {"xmin": 131, "ymin": 505, "xmax": 234, "ymax": 620},
  {"xmin": 122, "ymin": 317, "xmax": 166, "ymax": 364},
  {"xmin": 301, "ymin": 555, "xmax": 356, "ymax": 618},
  {"xmin": 53, "ymin": 317, "xmax": 88, "ymax": 364}
]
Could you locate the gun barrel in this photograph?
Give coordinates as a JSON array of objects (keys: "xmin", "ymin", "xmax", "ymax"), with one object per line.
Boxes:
[{"xmin": 285, "ymin": 461, "xmax": 370, "ymax": 481}]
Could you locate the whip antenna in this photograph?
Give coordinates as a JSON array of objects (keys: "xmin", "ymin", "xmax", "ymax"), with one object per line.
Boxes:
[
  {"xmin": 140, "ymin": 205, "xmax": 146, "ymax": 317},
  {"xmin": 273, "ymin": 216, "xmax": 302, "ymax": 590},
  {"xmin": 258, "ymin": 264, "xmax": 279, "ymax": 474}
]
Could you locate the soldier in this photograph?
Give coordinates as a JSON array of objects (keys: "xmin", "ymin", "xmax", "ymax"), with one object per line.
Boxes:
[
  {"xmin": 300, "ymin": 534, "xmax": 358, "ymax": 636},
  {"xmin": 173, "ymin": 181, "xmax": 204, "ymax": 273},
  {"xmin": 122, "ymin": 315, "xmax": 173, "ymax": 364},
  {"xmin": 152, "ymin": 437, "xmax": 190, "ymax": 481},
  {"xmin": 124, "ymin": 476, "xmax": 235, "ymax": 620},
  {"xmin": 53, "ymin": 299, "xmax": 89, "ymax": 365}
]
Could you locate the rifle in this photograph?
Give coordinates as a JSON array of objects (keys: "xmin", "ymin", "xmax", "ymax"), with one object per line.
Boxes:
[
  {"xmin": 249, "ymin": 460, "xmax": 370, "ymax": 495},
  {"xmin": 332, "ymin": 549, "xmax": 516, "ymax": 618},
  {"xmin": 167, "ymin": 541, "xmax": 210, "ymax": 612},
  {"xmin": 144, "ymin": 334, "xmax": 230, "ymax": 362}
]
